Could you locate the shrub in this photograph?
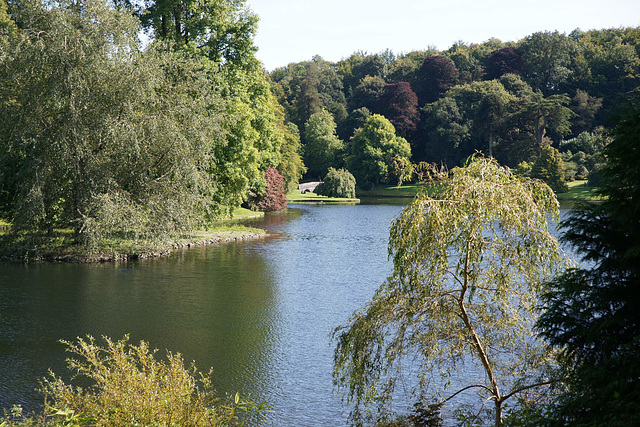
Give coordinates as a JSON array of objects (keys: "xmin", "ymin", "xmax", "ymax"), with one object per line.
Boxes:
[
  {"xmin": 245, "ymin": 168, "xmax": 287, "ymax": 212},
  {"xmin": 315, "ymin": 168, "xmax": 356, "ymax": 198},
  {"xmin": 0, "ymin": 335, "xmax": 269, "ymax": 426},
  {"xmin": 531, "ymin": 145, "xmax": 568, "ymax": 193}
]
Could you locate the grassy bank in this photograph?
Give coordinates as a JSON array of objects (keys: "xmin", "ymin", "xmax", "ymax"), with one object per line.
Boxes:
[
  {"xmin": 0, "ymin": 226, "xmax": 266, "ymax": 263},
  {"xmin": 556, "ymin": 180, "xmax": 600, "ymax": 201},
  {"xmin": 286, "ymin": 190, "xmax": 360, "ymax": 204},
  {"xmin": 357, "ymin": 180, "xmax": 600, "ymax": 202},
  {"xmin": 356, "ymin": 184, "xmax": 425, "ymax": 198}
]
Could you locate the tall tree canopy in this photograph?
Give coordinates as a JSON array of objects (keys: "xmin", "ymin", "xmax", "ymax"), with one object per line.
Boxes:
[
  {"xmin": 414, "ymin": 55, "xmax": 459, "ymax": 105},
  {"xmin": 303, "ymin": 109, "xmax": 344, "ymax": 178},
  {"xmin": 537, "ymin": 91, "xmax": 640, "ymax": 426},
  {"xmin": 137, "ymin": 0, "xmax": 258, "ymax": 71},
  {"xmin": 373, "ymin": 82, "xmax": 420, "ymax": 139},
  {"xmin": 345, "ymin": 114, "xmax": 411, "ymax": 186},
  {"xmin": 485, "ymin": 46, "xmax": 523, "ymax": 80},
  {"xmin": 334, "ymin": 158, "xmax": 568, "ymax": 426},
  {"xmin": 0, "ymin": 0, "xmax": 285, "ymax": 251}
]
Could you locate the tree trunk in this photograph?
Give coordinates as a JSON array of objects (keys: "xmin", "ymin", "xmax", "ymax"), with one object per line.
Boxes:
[
  {"xmin": 173, "ymin": 7, "xmax": 182, "ymax": 44},
  {"xmin": 160, "ymin": 14, "xmax": 167, "ymax": 38},
  {"xmin": 495, "ymin": 399, "xmax": 503, "ymax": 427}
]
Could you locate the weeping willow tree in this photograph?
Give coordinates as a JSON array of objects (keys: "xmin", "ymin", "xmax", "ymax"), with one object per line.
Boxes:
[{"xmin": 333, "ymin": 157, "xmax": 570, "ymax": 426}]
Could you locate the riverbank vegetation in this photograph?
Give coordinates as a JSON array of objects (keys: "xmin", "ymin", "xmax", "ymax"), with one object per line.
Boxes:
[
  {"xmin": 0, "ymin": 0, "xmax": 302, "ymax": 260},
  {"xmin": 0, "ymin": 225, "xmax": 265, "ymax": 262},
  {"xmin": 0, "ymin": 336, "xmax": 269, "ymax": 426}
]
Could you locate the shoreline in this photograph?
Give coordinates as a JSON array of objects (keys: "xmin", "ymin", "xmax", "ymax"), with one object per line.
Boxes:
[{"xmin": 0, "ymin": 230, "xmax": 267, "ymax": 264}]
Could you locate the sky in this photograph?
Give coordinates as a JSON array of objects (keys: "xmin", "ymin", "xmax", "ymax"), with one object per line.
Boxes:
[{"xmin": 248, "ymin": 0, "xmax": 640, "ymax": 71}]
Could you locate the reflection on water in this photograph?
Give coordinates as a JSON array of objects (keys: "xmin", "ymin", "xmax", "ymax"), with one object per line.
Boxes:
[{"xmin": 0, "ymin": 204, "xmax": 405, "ymax": 425}]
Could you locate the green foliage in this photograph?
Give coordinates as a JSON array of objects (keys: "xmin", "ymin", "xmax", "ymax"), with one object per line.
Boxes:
[
  {"xmin": 303, "ymin": 109, "xmax": 344, "ymax": 178},
  {"xmin": 0, "ymin": 335, "xmax": 268, "ymax": 426},
  {"xmin": 0, "ymin": 0, "xmax": 284, "ymax": 256},
  {"xmin": 315, "ymin": 168, "xmax": 356, "ymax": 199},
  {"xmin": 277, "ymin": 122, "xmax": 306, "ymax": 193},
  {"xmin": 414, "ymin": 55, "xmax": 459, "ymax": 104},
  {"xmin": 421, "ymin": 79, "xmax": 515, "ymax": 164},
  {"xmin": 537, "ymin": 90, "xmax": 640, "ymax": 426},
  {"xmin": 139, "ymin": 0, "xmax": 259, "ymax": 72},
  {"xmin": 531, "ymin": 144, "xmax": 569, "ymax": 192},
  {"xmin": 519, "ymin": 31, "xmax": 576, "ymax": 95},
  {"xmin": 350, "ymin": 74, "xmax": 386, "ymax": 111},
  {"xmin": 270, "ymin": 56, "xmax": 346, "ymax": 130},
  {"xmin": 515, "ymin": 90, "xmax": 574, "ymax": 147},
  {"xmin": 333, "ymin": 158, "xmax": 568, "ymax": 426},
  {"xmin": 345, "ymin": 114, "xmax": 411, "ymax": 186}
]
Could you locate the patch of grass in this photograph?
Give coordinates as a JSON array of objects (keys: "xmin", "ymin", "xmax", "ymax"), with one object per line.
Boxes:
[
  {"xmin": 286, "ymin": 190, "xmax": 359, "ymax": 204},
  {"xmin": 356, "ymin": 184, "xmax": 425, "ymax": 198},
  {"xmin": 557, "ymin": 180, "xmax": 601, "ymax": 201},
  {"xmin": 229, "ymin": 206, "xmax": 265, "ymax": 219}
]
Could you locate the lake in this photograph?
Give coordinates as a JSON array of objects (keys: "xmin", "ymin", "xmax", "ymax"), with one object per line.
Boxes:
[{"xmin": 1, "ymin": 203, "xmax": 413, "ymax": 425}]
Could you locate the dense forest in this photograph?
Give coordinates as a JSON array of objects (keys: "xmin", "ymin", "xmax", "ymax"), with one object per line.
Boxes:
[{"xmin": 269, "ymin": 27, "xmax": 640, "ymax": 189}]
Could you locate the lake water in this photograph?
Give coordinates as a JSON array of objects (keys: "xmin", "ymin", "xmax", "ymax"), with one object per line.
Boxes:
[{"xmin": 0, "ymin": 203, "xmax": 414, "ymax": 425}]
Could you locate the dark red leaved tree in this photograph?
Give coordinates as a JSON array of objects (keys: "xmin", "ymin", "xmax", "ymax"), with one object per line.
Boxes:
[
  {"xmin": 485, "ymin": 47, "xmax": 524, "ymax": 80},
  {"xmin": 374, "ymin": 82, "xmax": 420, "ymax": 138},
  {"xmin": 246, "ymin": 168, "xmax": 287, "ymax": 212},
  {"xmin": 414, "ymin": 56, "xmax": 459, "ymax": 105}
]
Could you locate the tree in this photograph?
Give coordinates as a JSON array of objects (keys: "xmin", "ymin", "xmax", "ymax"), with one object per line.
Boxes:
[
  {"xmin": 537, "ymin": 91, "xmax": 640, "ymax": 426},
  {"xmin": 421, "ymin": 96, "xmax": 471, "ymax": 164},
  {"xmin": 303, "ymin": 109, "xmax": 344, "ymax": 178},
  {"xmin": 138, "ymin": 0, "xmax": 258, "ymax": 71},
  {"xmin": 333, "ymin": 158, "xmax": 567, "ymax": 426},
  {"xmin": 245, "ymin": 167, "xmax": 287, "ymax": 212},
  {"xmin": 278, "ymin": 122, "xmax": 306, "ymax": 193},
  {"xmin": 569, "ymin": 89, "xmax": 603, "ymax": 135},
  {"xmin": 519, "ymin": 31, "xmax": 576, "ymax": 94},
  {"xmin": 338, "ymin": 106, "xmax": 371, "ymax": 141},
  {"xmin": 414, "ymin": 55, "xmax": 459, "ymax": 105},
  {"xmin": 338, "ymin": 52, "xmax": 388, "ymax": 99},
  {"xmin": 485, "ymin": 46, "xmax": 523, "ymax": 80},
  {"xmin": 373, "ymin": 82, "xmax": 420, "ymax": 139},
  {"xmin": 33, "ymin": 335, "xmax": 265, "ymax": 426},
  {"xmin": 516, "ymin": 90, "xmax": 574, "ymax": 149},
  {"xmin": 269, "ymin": 57, "xmax": 346, "ymax": 130},
  {"xmin": 0, "ymin": 0, "xmax": 268, "ymax": 250},
  {"xmin": 446, "ymin": 41, "xmax": 486, "ymax": 84},
  {"xmin": 314, "ymin": 168, "xmax": 356, "ymax": 199},
  {"xmin": 345, "ymin": 114, "xmax": 411, "ymax": 186},
  {"xmin": 531, "ymin": 144, "xmax": 569, "ymax": 193},
  {"xmin": 350, "ymin": 74, "xmax": 386, "ymax": 111},
  {"xmin": 421, "ymin": 80, "xmax": 514, "ymax": 165}
]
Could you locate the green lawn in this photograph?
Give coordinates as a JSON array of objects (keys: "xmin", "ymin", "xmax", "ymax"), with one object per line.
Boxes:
[
  {"xmin": 229, "ymin": 206, "xmax": 265, "ymax": 219},
  {"xmin": 557, "ymin": 180, "xmax": 600, "ymax": 201},
  {"xmin": 355, "ymin": 184, "xmax": 425, "ymax": 198},
  {"xmin": 286, "ymin": 190, "xmax": 360, "ymax": 204}
]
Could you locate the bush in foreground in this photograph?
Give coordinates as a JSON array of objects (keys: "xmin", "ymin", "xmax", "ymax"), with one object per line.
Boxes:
[
  {"xmin": 1, "ymin": 335, "xmax": 268, "ymax": 426},
  {"xmin": 315, "ymin": 168, "xmax": 356, "ymax": 199}
]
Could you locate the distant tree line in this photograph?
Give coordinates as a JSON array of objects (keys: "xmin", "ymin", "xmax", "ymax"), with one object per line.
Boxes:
[{"xmin": 269, "ymin": 28, "xmax": 640, "ymax": 188}]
